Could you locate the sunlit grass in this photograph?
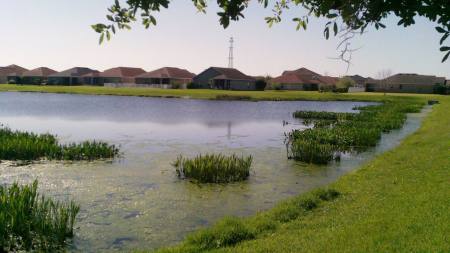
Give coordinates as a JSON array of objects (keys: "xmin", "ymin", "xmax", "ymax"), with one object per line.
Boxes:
[
  {"xmin": 0, "ymin": 126, "xmax": 119, "ymax": 161},
  {"xmin": 0, "ymin": 180, "xmax": 80, "ymax": 252},
  {"xmin": 173, "ymin": 154, "xmax": 252, "ymax": 183},
  {"xmin": 287, "ymin": 100, "xmax": 425, "ymax": 164}
]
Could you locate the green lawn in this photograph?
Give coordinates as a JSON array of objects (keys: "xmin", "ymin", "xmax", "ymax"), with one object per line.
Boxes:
[
  {"xmin": 1, "ymin": 84, "xmax": 448, "ymax": 252},
  {"xmin": 0, "ymin": 84, "xmax": 435, "ymax": 102}
]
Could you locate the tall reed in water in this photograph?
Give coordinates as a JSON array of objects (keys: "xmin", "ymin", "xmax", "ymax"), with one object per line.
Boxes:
[
  {"xmin": 0, "ymin": 180, "xmax": 80, "ymax": 251},
  {"xmin": 288, "ymin": 101, "xmax": 424, "ymax": 164},
  {"xmin": 173, "ymin": 154, "xmax": 252, "ymax": 183},
  {"xmin": 0, "ymin": 126, "xmax": 119, "ymax": 161}
]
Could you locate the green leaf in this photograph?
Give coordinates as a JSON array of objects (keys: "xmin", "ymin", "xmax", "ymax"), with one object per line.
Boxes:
[
  {"xmin": 436, "ymin": 27, "xmax": 447, "ymax": 33},
  {"xmin": 99, "ymin": 33, "xmax": 105, "ymax": 45},
  {"xmin": 440, "ymin": 46, "xmax": 450, "ymax": 52},
  {"xmin": 150, "ymin": 16, "xmax": 157, "ymax": 25},
  {"xmin": 324, "ymin": 27, "xmax": 329, "ymax": 39},
  {"xmin": 106, "ymin": 31, "xmax": 111, "ymax": 41},
  {"xmin": 333, "ymin": 22, "xmax": 338, "ymax": 35},
  {"xmin": 440, "ymin": 33, "xmax": 449, "ymax": 45},
  {"xmin": 442, "ymin": 51, "xmax": 450, "ymax": 63}
]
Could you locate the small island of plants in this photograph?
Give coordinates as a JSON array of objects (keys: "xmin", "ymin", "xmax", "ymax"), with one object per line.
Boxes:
[
  {"xmin": 0, "ymin": 125, "xmax": 119, "ymax": 161},
  {"xmin": 0, "ymin": 180, "xmax": 80, "ymax": 252},
  {"xmin": 287, "ymin": 101, "xmax": 424, "ymax": 164},
  {"xmin": 173, "ymin": 154, "xmax": 252, "ymax": 183}
]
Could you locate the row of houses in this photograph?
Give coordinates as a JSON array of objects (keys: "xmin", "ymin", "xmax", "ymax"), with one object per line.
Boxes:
[{"xmin": 0, "ymin": 64, "xmax": 448, "ymax": 93}]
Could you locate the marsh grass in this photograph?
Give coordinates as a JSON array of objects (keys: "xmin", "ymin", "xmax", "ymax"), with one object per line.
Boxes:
[
  {"xmin": 173, "ymin": 154, "xmax": 252, "ymax": 183},
  {"xmin": 288, "ymin": 101, "xmax": 424, "ymax": 164},
  {"xmin": 0, "ymin": 126, "xmax": 119, "ymax": 161},
  {"xmin": 0, "ymin": 180, "xmax": 80, "ymax": 252}
]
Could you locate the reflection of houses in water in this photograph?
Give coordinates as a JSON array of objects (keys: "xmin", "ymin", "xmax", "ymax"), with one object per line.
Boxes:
[{"xmin": 204, "ymin": 121, "xmax": 234, "ymax": 139}]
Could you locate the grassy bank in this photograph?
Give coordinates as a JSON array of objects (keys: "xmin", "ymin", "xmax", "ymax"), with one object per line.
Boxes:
[
  {"xmin": 152, "ymin": 96, "xmax": 449, "ymax": 252},
  {"xmin": 0, "ymin": 84, "xmax": 435, "ymax": 102}
]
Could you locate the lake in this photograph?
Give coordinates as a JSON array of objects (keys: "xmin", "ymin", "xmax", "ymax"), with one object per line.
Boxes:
[{"xmin": 0, "ymin": 92, "xmax": 426, "ymax": 252}]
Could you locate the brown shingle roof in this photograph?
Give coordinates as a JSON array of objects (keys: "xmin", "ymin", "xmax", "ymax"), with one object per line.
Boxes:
[
  {"xmin": 271, "ymin": 67, "xmax": 337, "ymax": 85},
  {"xmin": 137, "ymin": 67, "xmax": 195, "ymax": 79},
  {"xmin": 22, "ymin": 67, "xmax": 57, "ymax": 77},
  {"xmin": 50, "ymin": 67, "xmax": 98, "ymax": 77},
  {"xmin": 0, "ymin": 64, "xmax": 29, "ymax": 76},
  {"xmin": 100, "ymin": 67, "xmax": 146, "ymax": 78},
  {"xmin": 385, "ymin": 73, "xmax": 446, "ymax": 86},
  {"xmin": 209, "ymin": 67, "xmax": 255, "ymax": 80}
]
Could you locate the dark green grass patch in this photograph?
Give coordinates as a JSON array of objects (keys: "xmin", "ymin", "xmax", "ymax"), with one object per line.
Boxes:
[
  {"xmin": 173, "ymin": 154, "xmax": 252, "ymax": 183},
  {"xmin": 0, "ymin": 126, "xmax": 119, "ymax": 161},
  {"xmin": 0, "ymin": 180, "xmax": 80, "ymax": 252},
  {"xmin": 288, "ymin": 101, "xmax": 425, "ymax": 164}
]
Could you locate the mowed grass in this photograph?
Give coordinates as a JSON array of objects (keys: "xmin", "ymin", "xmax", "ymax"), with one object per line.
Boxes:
[
  {"xmin": 151, "ymin": 95, "xmax": 450, "ymax": 252},
  {"xmin": 0, "ymin": 84, "xmax": 436, "ymax": 102}
]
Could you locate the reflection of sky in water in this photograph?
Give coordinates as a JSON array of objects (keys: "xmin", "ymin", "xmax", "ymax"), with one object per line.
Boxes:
[{"xmin": 0, "ymin": 92, "xmax": 426, "ymax": 252}]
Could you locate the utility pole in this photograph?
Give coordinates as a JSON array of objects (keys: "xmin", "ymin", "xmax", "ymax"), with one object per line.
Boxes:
[{"xmin": 228, "ymin": 37, "xmax": 234, "ymax": 68}]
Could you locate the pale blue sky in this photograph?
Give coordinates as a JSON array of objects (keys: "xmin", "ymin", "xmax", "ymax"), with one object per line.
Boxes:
[{"xmin": 0, "ymin": 0, "xmax": 449, "ymax": 78}]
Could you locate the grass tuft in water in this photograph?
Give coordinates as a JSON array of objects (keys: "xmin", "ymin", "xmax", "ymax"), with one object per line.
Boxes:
[
  {"xmin": 0, "ymin": 180, "xmax": 80, "ymax": 252},
  {"xmin": 0, "ymin": 126, "xmax": 119, "ymax": 161},
  {"xmin": 173, "ymin": 154, "xmax": 252, "ymax": 183}
]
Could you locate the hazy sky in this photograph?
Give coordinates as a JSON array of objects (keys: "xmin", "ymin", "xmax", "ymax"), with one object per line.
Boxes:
[{"xmin": 1, "ymin": 0, "xmax": 449, "ymax": 78}]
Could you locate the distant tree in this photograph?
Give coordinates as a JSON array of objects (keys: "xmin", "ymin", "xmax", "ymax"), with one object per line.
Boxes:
[
  {"xmin": 376, "ymin": 68, "xmax": 393, "ymax": 93},
  {"xmin": 93, "ymin": 0, "xmax": 450, "ymax": 62},
  {"xmin": 336, "ymin": 77, "xmax": 356, "ymax": 89}
]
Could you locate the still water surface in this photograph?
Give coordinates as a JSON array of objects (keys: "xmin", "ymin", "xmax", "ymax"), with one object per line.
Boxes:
[{"xmin": 0, "ymin": 92, "xmax": 426, "ymax": 252}]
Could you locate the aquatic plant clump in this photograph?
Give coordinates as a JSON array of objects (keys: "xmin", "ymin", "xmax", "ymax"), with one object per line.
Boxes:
[
  {"xmin": 288, "ymin": 101, "xmax": 424, "ymax": 164},
  {"xmin": 0, "ymin": 180, "xmax": 80, "ymax": 252},
  {"xmin": 0, "ymin": 126, "xmax": 119, "ymax": 161},
  {"xmin": 173, "ymin": 154, "xmax": 252, "ymax": 183}
]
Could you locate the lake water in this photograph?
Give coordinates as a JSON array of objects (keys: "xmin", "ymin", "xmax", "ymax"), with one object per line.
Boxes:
[{"xmin": 0, "ymin": 92, "xmax": 427, "ymax": 252}]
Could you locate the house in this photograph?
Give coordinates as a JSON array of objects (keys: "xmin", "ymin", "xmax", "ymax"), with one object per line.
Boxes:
[
  {"xmin": 100, "ymin": 67, "xmax": 146, "ymax": 86},
  {"xmin": 270, "ymin": 67, "xmax": 338, "ymax": 90},
  {"xmin": 345, "ymin": 75, "xmax": 367, "ymax": 87},
  {"xmin": 47, "ymin": 67, "xmax": 98, "ymax": 85},
  {"xmin": 0, "ymin": 64, "xmax": 28, "ymax": 84},
  {"xmin": 135, "ymin": 67, "xmax": 195, "ymax": 89},
  {"xmin": 365, "ymin": 73, "xmax": 447, "ymax": 94},
  {"xmin": 82, "ymin": 71, "xmax": 102, "ymax": 86},
  {"xmin": 21, "ymin": 67, "xmax": 57, "ymax": 85},
  {"xmin": 193, "ymin": 67, "xmax": 256, "ymax": 90}
]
